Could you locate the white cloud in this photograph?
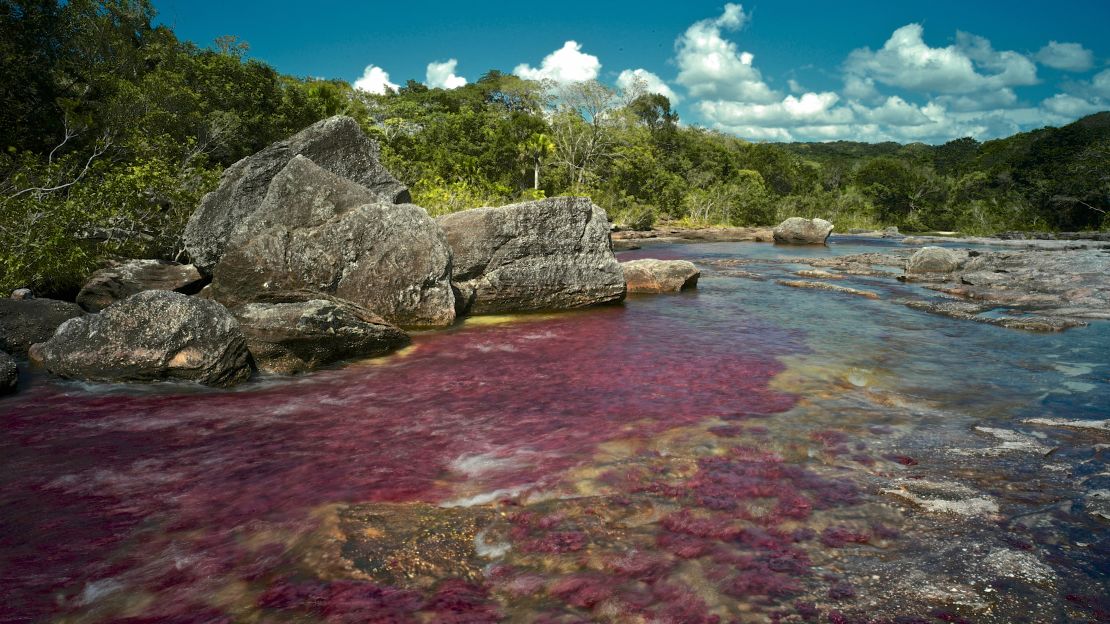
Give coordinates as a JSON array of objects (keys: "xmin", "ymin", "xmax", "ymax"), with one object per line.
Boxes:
[
  {"xmin": 844, "ymin": 24, "xmax": 1036, "ymax": 94},
  {"xmin": 1042, "ymin": 93, "xmax": 1104, "ymax": 117},
  {"xmin": 513, "ymin": 41, "xmax": 600, "ymax": 83},
  {"xmin": 353, "ymin": 64, "xmax": 398, "ymax": 95},
  {"xmin": 1035, "ymin": 41, "xmax": 1094, "ymax": 72},
  {"xmin": 698, "ymin": 92, "xmax": 849, "ymax": 128},
  {"xmin": 1093, "ymin": 69, "xmax": 1110, "ymax": 98},
  {"xmin": 426, "ymin": 59, "xmax": 467, "ymax": 89},
  {"xmin": 617, "ymin": 68, "xmax": 680, "ymax": 103},
  {"xmin": 674, "ymin": 3, "xmax": 778, "ymax": 103}
]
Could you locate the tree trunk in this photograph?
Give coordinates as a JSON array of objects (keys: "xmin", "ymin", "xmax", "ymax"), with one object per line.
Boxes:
[{"xmin": 533, "ymin": 159, "xmax": 540, "ymax": 190}]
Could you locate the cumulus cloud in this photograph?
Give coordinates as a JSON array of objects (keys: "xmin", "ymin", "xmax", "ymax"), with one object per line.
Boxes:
[
  {"xmin": 1036, "ymin": 41, "xmax": 1094, "ymax": 72},
  {"xmin": 844, "ymin": 24, "xmax": 1036, "ymax": 94},
  {"xmin": 353, "ymin": 64, "xmax": 398, "ymax": 95},
  {"xmin": 513, "ymin": 41, "xmax": 600, "ymax": 83},
  {"xmin": 669, "ymin": 6, "xmax": 1097, "ymax": 143},
  {"xmin": 675, "ymin": 3, "xmax": 778, "ymax": 103},
  {"xmin": 1042, "ymin": 93, "xmax": 1104, "ymax": 117},
  {"xmin": 1093, "ymin": 69, "xmax": 1110, "ymax": 98},
  {"xmin": 617, "ymin": 68, "xmax": 680, "ymax": 103},
  {"xmin": 426, "ymin": 59, "xmax": 467, "ymax": 89}
]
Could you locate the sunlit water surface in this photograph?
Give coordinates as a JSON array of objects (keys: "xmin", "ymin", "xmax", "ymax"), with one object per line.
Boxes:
[{"xmin": 1, "ymin": 238, "xmax": 1107, "ymax": 623}]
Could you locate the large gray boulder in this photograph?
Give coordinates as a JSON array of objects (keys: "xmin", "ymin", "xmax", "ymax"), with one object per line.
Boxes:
[
  {"xmin": 0, "ymin": 298, "xmax": 84, "ymax": 357},
  {"xmin": 183, "ymin": 115, "xmax": 410, "ymax": 272},
  {"xmin": 0, "ymin": 351, "xmax": 16, "ymax": 395},
  {"xmin": 773, "ymin": 217, "xmax": 834, "ymax": 244},
  {"xmin": 436, "ymin": 197, "xmax": 626, "ymax": 315},
  {"xmin": 906, "ymin": 246, "xmax": 961, "ymax": 274},
  {"xmin": 31, "ymin": 291, "xmax": 251, "ymax": 387},
  {"xmin": 209, "ymin": 156, "xmax": 455, "ymax": 328},
  {"xmin": 234, "ymin": 299, "xmax": 410, "ymax": 374},
  {"xmin": 622, "ymin": 259, "xmax": 700, "ymax": 293},
  {"xmin": 77, "ymin": 259, "xmax": 206, "ymax": 312}
]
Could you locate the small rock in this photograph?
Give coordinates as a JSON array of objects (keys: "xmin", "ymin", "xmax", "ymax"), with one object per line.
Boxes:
[
  {"xmin": 0, "ymin": 298, "xmax": 84, "ymax": 356},
  {"xmin": 234, "ymin": 299, "xmax": 410, "ymax": 374},
  {"xmin": 621, "ymin": 259, "xmax": 700, "ymax": 293},
  {"xmin": 0, "ymin": 350, "xmax": 17, "ymax": 395},
  {"xmin": 32, "ymin": 291, "xmax": 251, "ymax": 387},
  {"xmin": 906, "ymin": 246, "xmax": 961, "ymax": 274},
  {"xmin": 77, "ymin": 259, "xmax": 206, "ymax": 312},
  {"xmin": 10, "ymin": 288, "xmax": 33, "ymax": 300},
  {"xmin": 772, "ymin": 217, "xmax": 834, "ymax": 244}
]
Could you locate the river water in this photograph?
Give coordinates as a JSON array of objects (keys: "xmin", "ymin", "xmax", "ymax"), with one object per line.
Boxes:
[{"xmin": 1, "ymin": 237, "xmax": 1107, "ymax": 623}]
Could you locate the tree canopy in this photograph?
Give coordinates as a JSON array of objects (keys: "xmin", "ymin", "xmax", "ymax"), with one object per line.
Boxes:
[{"xmin": 2, "ymin": 0, "xmax": 1107, "ymax": 295}]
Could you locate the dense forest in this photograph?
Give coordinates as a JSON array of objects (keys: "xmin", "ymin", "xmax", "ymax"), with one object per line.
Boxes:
[{"xmin": 2, "ymin": 0, "xmax": 1108, "ymax": 295}]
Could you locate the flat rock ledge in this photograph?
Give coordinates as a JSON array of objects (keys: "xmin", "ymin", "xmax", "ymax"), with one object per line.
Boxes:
[
  {"xmin": 776, "ymin": 280, "xmax": 880, "ymax": 299},
  {"xmin": 234, "ymin": 299, "xmax": 410, "ymax": 374},
  {"xmin": 77, "ymin": 259, "xmax": 205, "ymax": 312},
  {"xmin": 612, "ymin": 226, "xmax": 774, "ymax": 245},
  {"xmin": 622, "ymin": 259, "xmax": 700, "ymax": 293},
  {"xmin": 786, "ymin": 245, "xmax": 1107, "ymax": 332},
  {"xmin": 31, "ymin": 291, "xmax": 251, "ymax": 387}
]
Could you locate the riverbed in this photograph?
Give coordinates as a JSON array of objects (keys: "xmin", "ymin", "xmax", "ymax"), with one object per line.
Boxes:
[{"xmin": 1, "ymin": 237, "xmax": 1107, "ymax": 623}]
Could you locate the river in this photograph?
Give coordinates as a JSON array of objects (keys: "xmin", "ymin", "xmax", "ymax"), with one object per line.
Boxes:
[{"xmin": 1, "ymin": 237, "xmax": 1107, "ymax": 623}]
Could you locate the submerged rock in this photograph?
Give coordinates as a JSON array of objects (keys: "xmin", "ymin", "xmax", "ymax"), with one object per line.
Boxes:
[
  {"xmin": 906, "ymin": 246, "xmax": 961, "ymax": 273},
  {"xmin": 32, "ymin": 291, "xmax": 251, "ymax": 387},
  {"xmin": 622, "ymin": 259, "xmax": 700, "ymax": 293},
  {"xmin": 777, "ymin": 280, "xmax": 880, "ymax": 299},
  {"xmin": 0, "ymin": 350, "xmax": 16, "ymax": 395},
  {"xmin": 436, "ymin": 197, "xmax": 625, "ymax": 315},
  {"xmin": 76, "ymin": 259, "xmax": 205, "ymax": 312},
  {"xmin": 210, "ymin": 156, "xmax": 455, "ymax": 328},
  {"xmin": 183, "ymin": 115, "xmax": 409, "ymax": 272},
  {"xmin": 772, "ymin": 217, "xmax": 834, "ymax": 244},
  {"xmin": 234, "ymin": 299, "xmax": 410, "ymax": 374},
  {"xmin": 0, "ymin": 298, "xmax": 84, "ymax": 357}
]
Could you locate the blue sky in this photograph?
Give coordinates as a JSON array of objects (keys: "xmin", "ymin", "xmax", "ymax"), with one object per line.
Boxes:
[{"xmin": 154, "ymin": 0, "xmax": 1110, "ymax": 143}]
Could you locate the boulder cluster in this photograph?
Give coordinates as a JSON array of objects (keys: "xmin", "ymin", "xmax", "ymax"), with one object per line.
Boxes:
[
  {"xmin": 2, "ymin": 116, "xmax": 719, "ymax": 391},
  {"xmin": 1, "ymin": 116, "xmax": 837, "ymax": 393}
]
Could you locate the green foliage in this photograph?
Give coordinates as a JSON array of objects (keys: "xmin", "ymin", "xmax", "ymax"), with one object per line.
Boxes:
[
  {"xmin": 0, "ymin": 0, "xmax": 330, "ymax": 294},
  {"xmin": 2, "ymin": 0, "xmax": 1107, "ymax": 296}
]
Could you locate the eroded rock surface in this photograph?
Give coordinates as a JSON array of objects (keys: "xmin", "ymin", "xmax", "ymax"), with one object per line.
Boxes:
[
  {"xmin": 32, "ymin": 291, "xmax": 251, "ymax": 387},
  {"xmin": 772, "ymin": 217, "xmax": 834, "ymax": 244},
  {"xmin": 622, "ymin": 259, "xmax": 700, "ymax": 293},
  {"xmin": 0, "ymin": 351, "xmax": 16, "ymax": 395},
  {"xmin": 183, "ymin": 115, "xmax": 409, "ymax": 272},
  {"xmin": 0, "ymin": 298, "xmax": 84, "ymax": 356},
  {"xmin": 210, "ymin": 156, "xmax": 455, "ymax": 328},
  {"xmin": 77, "ymin": 259, "xmax": 205, "ymax": 312},
  {"xmin": 234, "ymin": 299, "xmax": 410, "ymax": 374},
  {"xmin": 437, "ymin": 197, "xmax": 625, "ymax": 315}
]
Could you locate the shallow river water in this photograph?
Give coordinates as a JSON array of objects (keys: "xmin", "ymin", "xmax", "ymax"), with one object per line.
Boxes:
[{"xmin": 1, "ymin": 238, "xmax": 1107, "ymax": 623}]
